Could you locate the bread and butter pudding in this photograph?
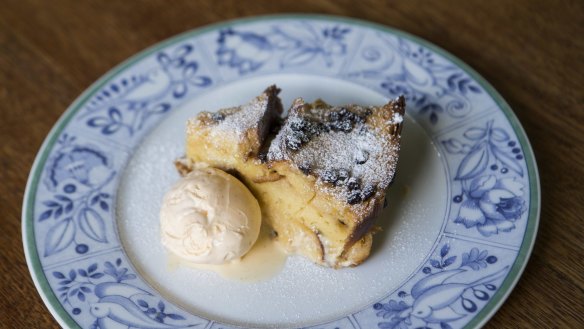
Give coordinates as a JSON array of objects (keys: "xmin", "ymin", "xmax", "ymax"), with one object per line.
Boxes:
[{"xmin": 175, "ymin": 85, "xmax": 405, "ymax": 268}]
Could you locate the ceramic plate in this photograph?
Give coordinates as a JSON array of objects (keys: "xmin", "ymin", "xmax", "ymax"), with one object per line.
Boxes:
[{"xmin": 23, "ymin": 15, "xmax": 540, "ymax": 329}]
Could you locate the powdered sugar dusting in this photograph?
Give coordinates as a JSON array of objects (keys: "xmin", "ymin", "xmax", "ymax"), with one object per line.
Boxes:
[
  {"xmin": 295, "ymin": 128, "xmax": 397, "ymax": 196},
  {"xmin": 116, "ymin": 76, "xmax": 445, "ymax": 328},
  {"xmin": 268, "ymin": 100, "xmax": 403, "ymax": 207},
  {"xmin": 391, "ymin": 111, "xmax": 403, "ymax": 124},
  {"xmin": 192, "ymin": 95, "xmax": 268, "ymax": 142},
  {"xmin": 216, "ymin": 99, "xmax": 266, "ymax": 134},
  {"xmin": 188, "ymin": 86, "xmax": 282, "ymax": 152}
]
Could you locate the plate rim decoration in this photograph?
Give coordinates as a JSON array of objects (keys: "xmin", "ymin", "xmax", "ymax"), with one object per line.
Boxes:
[{"xmin": 22, "ymin": 14, "xmax": 540, "ymax": 329}]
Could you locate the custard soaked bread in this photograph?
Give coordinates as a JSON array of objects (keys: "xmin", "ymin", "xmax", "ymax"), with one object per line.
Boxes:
[{"xmin": 182, "ymin": 86, "xmax": 405, "ymax": 268}]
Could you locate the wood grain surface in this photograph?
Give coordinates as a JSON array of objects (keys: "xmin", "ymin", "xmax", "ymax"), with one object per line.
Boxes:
[{"xmin": 1, "ymin": 0, "xmax": 582, "ymax": 328}]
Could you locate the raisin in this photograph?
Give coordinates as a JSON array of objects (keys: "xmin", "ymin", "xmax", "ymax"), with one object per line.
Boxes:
[
  {"xmin": 344, "ymin": 111, "xmax": 356, "ymax": 121},
  {"xmin": 306, "ymin": 122, "xmax": 320, "ymax": 136},
  {"xmin": 287, "ymin": 119, "xmax": 325, "ymax": 148},
  {"xmin": 361, "ymin": 185, "xmax": 376, "ymax": 200},
  {"xmin": 329, "ymin": 119, "xmax": 353, "ymax": 132},
  {"xmin": 330, "ymin": 111, "xmax": 340, "ymax": 122},
  {"xmin": 285, "ymin": 134, "xmax": 301, "ymax": 150},
  {"xmin": 299, "ymin": 162, "xmax": 311, "ymax": 175},
  {"xmin": 347, "ymin": 177, "xmax": 360, "ymax": 190},
  {"xmin": 316, "ymin": 122, "xmax": 330, "ymax": 133},
  {"xmin": 336, "ymin": 169, "xmax": 349, "ymax": 185},
  {"xmin": 290, "ymin": 120, "xmax": 307, "ymax": 132},
  {"xmin": 321, "ymin": 169, "xmax": 338, "ymax": 184},
  {"xmin": 211, "ymin": 113, "xmax": 225, "ymax": 122},
  {"xmin": 340, "ymin": 119, "xmax": 353, "ymax": 132},
  {"xmin": 347, "ymin": 190, "xmax": 363, "ymax": 204}
]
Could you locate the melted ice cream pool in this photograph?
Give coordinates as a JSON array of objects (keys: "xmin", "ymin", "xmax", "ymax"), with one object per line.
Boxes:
[{"xmin": 168, "ymin": 226, "xmax": 287, "ymax": 282}]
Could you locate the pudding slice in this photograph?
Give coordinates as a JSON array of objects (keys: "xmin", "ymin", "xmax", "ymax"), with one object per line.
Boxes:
[{"xmin": 181, "ymin": 86, "xmax": 405, "ymax": 268}]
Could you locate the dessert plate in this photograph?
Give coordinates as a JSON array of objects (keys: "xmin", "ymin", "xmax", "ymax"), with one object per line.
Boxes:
[{"xmin": 23, "ymin": 15, "xmax": 540, "ymax": 329}]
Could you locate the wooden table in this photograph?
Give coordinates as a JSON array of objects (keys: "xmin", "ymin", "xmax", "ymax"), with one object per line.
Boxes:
[{"xmin": 1, "ymin": 0, "xmax": 582, "ymax": 328}]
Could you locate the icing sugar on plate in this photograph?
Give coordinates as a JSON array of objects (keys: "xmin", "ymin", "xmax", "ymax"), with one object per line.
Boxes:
[{"xmin": 117, "ymin": 75, "xmax": 447, "ymax": 328}]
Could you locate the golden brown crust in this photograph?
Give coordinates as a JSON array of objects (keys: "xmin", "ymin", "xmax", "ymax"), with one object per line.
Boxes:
[
  {"xmin": 342, "ymin": 194, "xmax": 384, "ymax": 255},
  {"xmin": 174, "ymin": 157, "xmax": 193, "ymax": 177},
  {"xmin": 183, "ymin": 87, "xmax": 405, "ymax": 268},
  {"xmin": 341, "ymin": 233, "xmax": 373, "ymax": 267}
]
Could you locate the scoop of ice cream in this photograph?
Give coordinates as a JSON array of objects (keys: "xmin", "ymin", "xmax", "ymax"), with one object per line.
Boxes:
[{"xmin": 160, "ymin": 167, "xmax": 261, "ymax": 264}]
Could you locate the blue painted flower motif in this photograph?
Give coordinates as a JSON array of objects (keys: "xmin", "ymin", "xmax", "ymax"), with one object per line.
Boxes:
[
  {"xmin": 217, "ymin": 28, "xmax": 273, "ymax": 74},
  {"xmin": 40, "ymin": 134, "xmax": 115, "ymax": 256},
  {"xmin": 374, "ymin": 244, "xmax": 508, "ymax": 329},
  {"xmin": 455, "ymin": 176, "xmax": 525, "ymax": 236},
  {"xmin": 47, "ymin": 145, "xmax": 108, "ymax": 188},
  {"xmin": 350, "ymin": 36, "xmax": 482, "ymax": 125},
  {"xmin": 216, "ymin": 23, "xmax": 350, "ymax": 74},
  {"xmin": 137, "ymin": 300, "xmax": 186, "ymax": 323},
  {"xmin": 83, "ymin": 43, "xmax": 211, "ymax": 137},
  {"xmin": 157, "ymin": 44, "xmax": 213, "ymax": 98},
  {"xmin": 271, "ymin": 23, "xmax": 349, "ymax": 68},
  {"xmin": 443, "ymin": 121, "xmax": 526, "ymax": 236},
  {"xmin": 379, "ymin": 38, "xmax": 481, "ymax": 124}
]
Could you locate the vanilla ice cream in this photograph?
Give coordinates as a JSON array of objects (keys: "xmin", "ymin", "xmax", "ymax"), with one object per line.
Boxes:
[{"xmin": 160, "ymin": 167, "xmax": 261, "ymax": 264}]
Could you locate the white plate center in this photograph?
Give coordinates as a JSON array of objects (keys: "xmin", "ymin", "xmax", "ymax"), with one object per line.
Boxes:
[{"xmin": 117, "ymin": 74, "xmax": 447, "ymax": 328}]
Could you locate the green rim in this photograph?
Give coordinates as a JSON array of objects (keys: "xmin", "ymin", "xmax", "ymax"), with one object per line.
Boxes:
[{"xmin": 22, "ymin": 14, "xmax": 540, "ymax": 329}]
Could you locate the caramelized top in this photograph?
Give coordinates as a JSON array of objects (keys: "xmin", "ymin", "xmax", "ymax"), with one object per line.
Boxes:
[
  {"xmin": 187, "ymin": 85, "xmax": 283, "ymax": 158},
  {"xmin": 268, "ymin": 97, "xmax": 405, "ymax": 206}
]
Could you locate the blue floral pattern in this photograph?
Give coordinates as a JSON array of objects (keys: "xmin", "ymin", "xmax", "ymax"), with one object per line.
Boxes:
[
  {"xmin": 443, "ymin": 120, "xmax": 527, "ymax": 236},
  {"xmin": 372, "ymin": 244, "xmax": 507, "ymax": 329},
  {"xmin": 216, "ymin": 22, "xmax": 350, "ymax": 74},
  {"xmin": 25, "ymin": 17, "xmax": 537, "ymax": 329},
  {"xmin": 39, "ymin": 134, "xmax": 115, "ymax": 257},
  {"xmin": 216, "ymin": 28, "xmax": 272, "ymax": 74},
  {"xmin": 52, "ymin": 258, "xmax": 195, "ymax": 329},
  {"xmin": 82, "ymin": 44, "xmax": 212, "ymax": 137},
  {"xmin": 347, "ymin": 34, "xmax": 485, "ymax": 126}
]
